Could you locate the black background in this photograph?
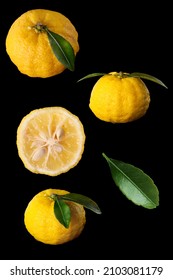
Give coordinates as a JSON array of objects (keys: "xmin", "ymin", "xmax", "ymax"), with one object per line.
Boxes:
[{"xmin": 1, "ymin": 0, "xmax": 172, "ymax": 260}]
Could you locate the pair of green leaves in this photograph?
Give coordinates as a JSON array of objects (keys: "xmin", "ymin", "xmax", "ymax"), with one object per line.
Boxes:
[
  {"xmin": 77, "ymin": 72, "xmax": 168, "ymax": 89},
  {"xmin": 50, "ymin": 193, "xmax": 102, "ymax": 228}
]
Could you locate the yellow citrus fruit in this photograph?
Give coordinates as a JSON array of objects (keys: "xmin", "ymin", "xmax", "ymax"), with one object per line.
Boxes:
[
  {"xmin": 5, "ymin": 9, "xmax": 79, "ymax": 78},
  {"xmin": 16, "ymin": 107, "xmax": 85, "ymax": 176},
  {"xmin": 89, "ymin": 72, "xmax": 151, "ymax": 123},
  {"xmin": 24, "ymin": 189, "xmax": 86, "ymax": 245}
]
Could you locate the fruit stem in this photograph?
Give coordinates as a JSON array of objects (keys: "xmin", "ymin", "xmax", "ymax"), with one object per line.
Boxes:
[
  {"xmin": 32, "ymin": 23, "xmax": 47, "ymax": 33},
  {"xmin": 118, "ymin": 71, "xmax": 123, "ymax": 78},
  {"xmin": 50, "ymin": 193, "xmax": 59, "ymax": 201},
  {"xmin": 117, "ymin": 71, "xmax": 130, "ymax": 79}
]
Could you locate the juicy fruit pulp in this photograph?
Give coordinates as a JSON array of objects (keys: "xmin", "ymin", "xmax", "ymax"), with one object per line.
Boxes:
[
  {"xmin": 24, "ymin": 189, "xmax": 86, "ymax": 245},
  {"xmin": 17, "ymin": 107, "xmax": 86, "ymax": 176}
]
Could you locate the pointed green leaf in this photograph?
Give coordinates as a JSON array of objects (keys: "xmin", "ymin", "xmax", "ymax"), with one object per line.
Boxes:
[
  {"xmin": 46, "ymin": 28, "xmax": 75, "ymax": 71},
  {"xmin": 102, "ymin": 153, "xmax": 159, "ymax": 209},
  {"xmin": 129, "ymin": 72, "xmax": 168, "ymax": 89},
  {"xmin": 53, "ymin": 196, "xmax": 71, "ymax": 228},
  {"xmin": 60, "ymin": 193, "xmax": 102, "ymax": 214},
  {"xmin": 77, "ymin": 73, "xmax": 106, "ymax": 82}
]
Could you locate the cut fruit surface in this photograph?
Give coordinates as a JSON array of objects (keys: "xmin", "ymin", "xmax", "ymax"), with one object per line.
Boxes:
[{"xmin": 17, "ymin": 107, "xmax": 85, "ymax": 176}]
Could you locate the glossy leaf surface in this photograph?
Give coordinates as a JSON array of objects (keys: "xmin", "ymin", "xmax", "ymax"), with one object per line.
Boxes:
[
  {"xmin": 53, "ymin": 196, "xmax": 71, "ymax": 228},
  {"xmin": 77, "ymin": 73, "xmax": 106, "ymax": 82},
  {"xmin": 129, "ymin": 72, "xmax": 168, "ymax": 89},
  {"xmin": 103, "ymin": 153, "xmax": 159, "ymax": 209},
  {"xmin": 61, "ymin": 193, "xmax": 102, "ymax": 214},
  {"xmin": 46, "ymin": 29, "xmax": 75, "ymax": 71}
]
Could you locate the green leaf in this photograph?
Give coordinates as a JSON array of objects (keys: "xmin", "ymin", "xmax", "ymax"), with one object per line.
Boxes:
[
  {"xmin": 46, "ymin": 28, "xmax": 75, "ymax": 71},
  {"xmin": 61, "ymin": 193, "xmax": 102, "ymax": 214},
  {"xmin": 77, "ymin": 73, "xmax": 106, "ymax": 82},
  {"xmin": 129, "ymin": 72, "xmax": 168, "ymax": 89},
  {"xmin": 102, "ymin": 153, "xmax": 159, "ymax": 209},
  {"xmin": 50, "ymin": 192, "xmax": 101, "ymax": 228},
  {"xmin": 53, "ymin": 195, "xmax": 71, "ymax": 228}
]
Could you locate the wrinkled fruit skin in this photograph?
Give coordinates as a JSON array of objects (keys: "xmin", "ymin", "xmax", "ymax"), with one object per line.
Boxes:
[
  {"xmin": 6, "ymin": 9, "xmax": 79, "ymax": 78},
  {"xmin": 24, "ymin": 189, "xmax": 86, "ymax": 245},
  {"xmin": 89, "ymin": 72, "xmax": 151, "ymax": 123}
]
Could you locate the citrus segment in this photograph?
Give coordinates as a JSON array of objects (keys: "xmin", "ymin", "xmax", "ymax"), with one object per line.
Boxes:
[
  {"xmin": 17, "ymin": 107, "xmax": 85, "ymax": 176},
  {"xmin": 24, "ymin": 189, "xmax": 86, "ymax": 245}
]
